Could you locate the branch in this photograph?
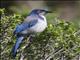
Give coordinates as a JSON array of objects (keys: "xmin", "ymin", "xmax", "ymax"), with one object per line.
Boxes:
[
  {"xmin": 74, "ymin": 29, "xmax": 80, "ymax": 36},
  {"xmin": 19, "ymin": 35, "xmax": 34, "ymax": 60},
  {"xmin": 45, "ymin": 48, "xmax": 64, "ymax": 60}
]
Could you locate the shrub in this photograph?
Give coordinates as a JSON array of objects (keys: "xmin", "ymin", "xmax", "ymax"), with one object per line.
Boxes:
[{"xmin": 0, "ymin": 9, "xmax": 80, "ymax": 60}]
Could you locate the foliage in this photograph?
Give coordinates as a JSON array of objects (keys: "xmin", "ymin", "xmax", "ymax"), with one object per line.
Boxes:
[{"xmin": 0, "ymin": 9, "xmax": 80, "ymax": 60}]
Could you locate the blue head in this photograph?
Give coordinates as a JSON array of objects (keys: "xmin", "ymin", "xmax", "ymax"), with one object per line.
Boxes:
[{"xmin": 29, "ymin": 9, "xmax": 52, "ymax": 15}]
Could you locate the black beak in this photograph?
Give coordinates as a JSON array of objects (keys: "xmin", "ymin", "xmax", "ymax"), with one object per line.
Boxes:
[{"xmin": 46, "ymin": 11, "xmax": 53, "ymax": 13}]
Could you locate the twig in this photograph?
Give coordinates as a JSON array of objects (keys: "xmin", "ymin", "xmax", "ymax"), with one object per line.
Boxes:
[
  {"xmin": 19, "ymin": 35, "xmax": 34, "ymax": 60},
  {"xmin": 20, "ymin": 53, "xmax": 24, "ymax": 60},
  {"xmin": 45, "ymin": 48, "xmax": 64, "ymax": 60},
  {"xmin": 74, "ymin": 29, "xmax": 80, "ymax": 36}
]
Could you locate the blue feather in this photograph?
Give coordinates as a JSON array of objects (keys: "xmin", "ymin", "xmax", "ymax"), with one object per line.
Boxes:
[
  {"xmin": 12, "ymin": 35, "xmax": 24, "ymax": 57},
  {"xmin": 14, "ymin": 20, "xmax": 38, "ymax": 34}
]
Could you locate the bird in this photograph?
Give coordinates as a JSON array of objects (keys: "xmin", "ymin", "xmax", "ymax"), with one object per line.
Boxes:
[{"xmin": 11, "ymin": 9, "xmax": 52, "ymax": 58}]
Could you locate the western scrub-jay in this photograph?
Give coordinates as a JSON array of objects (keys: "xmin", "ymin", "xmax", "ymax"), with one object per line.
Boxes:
[{"xmin": 12, "ymin": 9, "xmax": 52, "ymax": 57}]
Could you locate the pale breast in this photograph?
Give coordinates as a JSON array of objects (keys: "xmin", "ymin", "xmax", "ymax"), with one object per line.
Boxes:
[{"xmin": 29, "ymin": 19, "xmax": 47, "ymax": 32}]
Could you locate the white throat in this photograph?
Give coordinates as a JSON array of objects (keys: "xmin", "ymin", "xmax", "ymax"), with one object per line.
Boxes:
[{"xmin": 39, "ymin": 14, "xmax": 47, "ymax": 22}]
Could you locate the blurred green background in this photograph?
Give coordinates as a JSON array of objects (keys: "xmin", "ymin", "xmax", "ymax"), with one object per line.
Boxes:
[{"xmin": 1, "ymin": 1, "xmax": 80, "ymax": 25}]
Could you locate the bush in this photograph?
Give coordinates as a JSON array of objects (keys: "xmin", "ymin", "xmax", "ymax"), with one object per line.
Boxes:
[{"xmin": 0, "ymin": 9, "xmax": 80, "ymax": 60}]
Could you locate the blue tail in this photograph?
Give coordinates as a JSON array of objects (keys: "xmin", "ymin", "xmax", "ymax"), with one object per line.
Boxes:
[{"xmin": 12, "ymin": 35, "xmax": 24, "ymax": 58}]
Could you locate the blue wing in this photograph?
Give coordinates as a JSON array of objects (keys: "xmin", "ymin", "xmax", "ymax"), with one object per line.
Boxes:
[{"xmin": 14, "ymin": 20, "xmax": 38, "ymax": 34}]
